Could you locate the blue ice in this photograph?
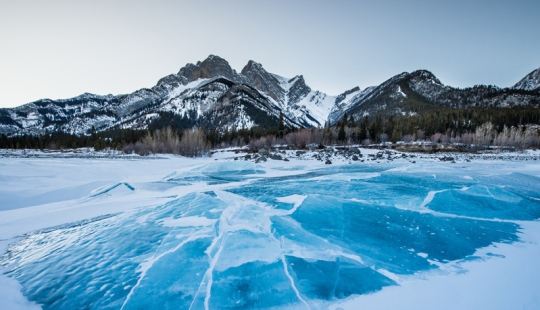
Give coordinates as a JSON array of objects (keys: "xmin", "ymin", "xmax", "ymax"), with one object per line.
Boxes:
[
  {"xmin": 164, "ymin": 162, "xmax": 266, "ymax": 185},
  {"xmin": 1, "ymin": 163, "xmax": 539, "ymax": 309}
]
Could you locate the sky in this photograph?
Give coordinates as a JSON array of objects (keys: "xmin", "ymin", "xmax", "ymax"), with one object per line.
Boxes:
[{"xmin": 0, "ymin": 0, "xmax": 539, "ymax": 108}]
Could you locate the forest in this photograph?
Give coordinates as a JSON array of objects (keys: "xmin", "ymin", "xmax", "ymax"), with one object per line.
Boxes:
[{"xmin": 1, "ymin": 107, "xmax": 539, "ymax": 156}]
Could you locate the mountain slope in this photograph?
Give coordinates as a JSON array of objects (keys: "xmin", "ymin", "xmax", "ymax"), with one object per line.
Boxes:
[
  {"xmin": 1, "ymin": 56, "xmax": 539, "ymax": 137},
  {"xmin": 334, "ymin": 70, "xmax": 540, "ymax": 124},
  {"xmin": 513, "ymin": 67, "xmax": 540, "ymax": 92},
  {"xmin": 0, "ymin": 55, "xmax": 364, "ymax": 137}
]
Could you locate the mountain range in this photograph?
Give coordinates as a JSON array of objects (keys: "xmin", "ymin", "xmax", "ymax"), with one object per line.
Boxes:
[{"xmin": 1, "ymin": 55, "xmax": 539, "ymax": 137}]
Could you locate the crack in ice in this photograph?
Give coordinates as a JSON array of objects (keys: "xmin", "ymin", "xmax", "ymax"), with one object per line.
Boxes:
[
  {"xmin": 199, "ymin": 232, "xmax": 228, "ymax": 310},
  {"xmin": 277, "ymin": 236, "xmax": 311, "ymax": 309},
  {"xmin": 121, "ymin": 230, "xmax": 209, "ymax": 310}
]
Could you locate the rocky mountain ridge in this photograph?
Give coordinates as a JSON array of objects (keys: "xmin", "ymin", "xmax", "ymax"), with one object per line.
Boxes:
[
  {"xmin": 1, "ymin": 55, "xmax": 539, "ymax": 137},
  {"xmin": 334, "ymin": 69, "xmax": 540, "ymax": 122},
  {"xmin": 513, "ymin": 68, "xmax": 540, "ymax": 92}
]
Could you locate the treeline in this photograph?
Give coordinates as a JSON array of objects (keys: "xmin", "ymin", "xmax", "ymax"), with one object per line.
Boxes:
[
  {"xmin": 0, "ymin": 127, "xmax": 146, "ymax": 151},
  {"xmin": 1, "ymin": 107, "xmax": 540, "ymax": 155},
  {"xmin": 339, "ymin": 107, "xmax": 540, "ymax": 144},
  {"xmin": 122, "ymin": 127, "xmax": 210, "ymax": 157}
]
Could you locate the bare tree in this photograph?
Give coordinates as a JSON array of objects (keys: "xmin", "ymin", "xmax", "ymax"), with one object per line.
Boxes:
[
  {"xmin": 179, "ymin": 128, "xmax": 211, "ymax": 157},
  {"xmin": 142, "ymin": 127, "xmax": 180, "ymax": 154},
  {"xmin": 474, "ymin": 122, "xmax": 495, "ymax": 149}
]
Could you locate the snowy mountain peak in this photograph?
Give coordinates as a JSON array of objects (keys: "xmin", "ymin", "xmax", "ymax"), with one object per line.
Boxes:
[
  {"xmin": 287, "ymin": 75, "xmax": 302, "ymax": 84},
  {"xmin": 513, "ymin": 67, "xmax": 540, "ymax": 92},
  {"xmin": 408, "ymin": 70, "xmax": 443, "ymax": 85},
  {"xmin": 240, "ymin": 60, "xmax": 284, "ymax": 103},
  {"xmin": 240, "ymin": 60, "xmax": 264, "ymax": 74},
  {"xmin": 177, "ymin": 55, "xmax": 236, "ymax": 83},
  {"xmin": 2, "ymin": 56, "xmax": 540, "ymax": 138}
]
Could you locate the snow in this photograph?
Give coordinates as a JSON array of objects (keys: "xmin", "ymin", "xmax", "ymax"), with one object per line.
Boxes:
[
  {"xmin": 166, "ymin": 78, "xmax": 209, "ymax": 100},
  {"xmin": 513, "ymin": 68, "xmax": 540, "ymax": 91},
  {"xmin": 0, "ymin": 240, "xmax": 40, "ymax": 310},
  {"xmin": 295, "ymin": 90, "xmax": 337, "ymax": 126},
  {"xmin": 276, "ymin": 194, "xmax": 307, "ymax": 209},
  {"xmin": 1, "ymin": 149, "xmax": 540, "ymax": 309},
  {"xmin": 330, "ymin": 221, "xmax": 540, "ymax": 310},
  {"xmin": 397, "ymin": 85, "xmax": 407, "ymax": 98},
  {"xmin": 270, "ymin": 73, "xmax": 289, "ymax": 84}
]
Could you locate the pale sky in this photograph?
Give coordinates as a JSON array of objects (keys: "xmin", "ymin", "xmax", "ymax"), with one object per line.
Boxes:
[{"xmin": 0, "ymin": 0, "xmax": 539, "ymax": 108}]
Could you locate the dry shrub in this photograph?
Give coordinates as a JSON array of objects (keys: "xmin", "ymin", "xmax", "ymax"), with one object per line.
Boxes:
[
  {"xmin": 138, "ymin": 127, "xmax": 180, "ymax": 154},
  {"xmin": 125, "ymin": 126, "xmax": 209, "ymax": 157},
  {"xmin": 283, "ymin": 128, "xmax": 325, "ymax": 148},
  {"xmin": 179, "ymin": 128, "xmax": 211, "ymax": 157},
  {"xmin": 248, "ymin": 136, "xmax": 270, "ymax": 151},
  {"xmin": 122, "ymin": 143, "xmax": 150, "ymax": 156}
]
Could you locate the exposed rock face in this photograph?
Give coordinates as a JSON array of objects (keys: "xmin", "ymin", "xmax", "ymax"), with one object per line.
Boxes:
[
  {"xmin": 335, "ymin": 86, "xmax": 360, "ymax": 105},
  {"xmin": 178, "ymin": 55, "xmax": 238, "ymax": 83},
  {"xmin": 406, "ymin": 70, "xmax": 449, "ymax": 102},
  {"xmin": 287, "ymin": 75, "xmax": 311, "ymax": 106},
  {"xmin": 156, "ymin": 74, "xmax": 185, "ymax": 88},
  {"xmin": 241, "ymin": 60, "xmax": 285, "ymax": 103},
  {"xmin": 513, "ymin": 67, "xmax": 540, "ymax": 92}
]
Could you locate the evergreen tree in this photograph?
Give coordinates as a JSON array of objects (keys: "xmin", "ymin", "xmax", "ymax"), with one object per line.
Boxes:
[
  {"xmin": 337, "ymin": 113, "xmax": 347, "ymax": 142},
  {"xmin": 91, "ymin": 126, "xmax": 96, "ymax": 142},
  {"xmin": 278, "ymin": 111, "xmax": 285, "ymax": 138},
  {"xmin": 348, "ymin": 114, "xmax": 355, "ymax": 127}
]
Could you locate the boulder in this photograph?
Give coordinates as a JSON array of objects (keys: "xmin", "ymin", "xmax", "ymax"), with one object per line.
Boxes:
[{"xmin": 258, "ymin": 149, "xmax": 270, "ymax": 156}]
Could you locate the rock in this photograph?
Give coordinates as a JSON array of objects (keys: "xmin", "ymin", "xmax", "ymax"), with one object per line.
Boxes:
[
  {"xmin": 296, "ymin": 151, "xmax": 306, "ymax": 156},
  {"xmin": 258, "ymin": 149, "xmax": 270, "ymax": 156},
  {"xmin": 325, "ymin": 159, "xmax": 332, "ymax": 165},
  {"xmin": 348, "ymin": 147, "xmax": 361, "ymax": 154},
  {"xmin": 335, "ymin": 86, "xmax": 360, "ymax": 105},
  {"xmin": 352, "ymin": 155, "xmax": 359, "ymax": 161},
  {"xmin": 439, "ymin": 156, "xmax": 455, "ymax": 162},
  {"xmin": 269, "ymin": 154, "xmax": 283, "ymax": 160},
  {"xmin": 241, "ymin": 60, "xmax": 285, "ymax": 103},
  {"xmin": 244, "ymin": 154, "xmax": 252, "ymax": 160},
  {"xmin": 284, "ymin": 158, "xmax": 289, "ymax": 161},
  {"xmin": 255, "ymin": 156, "xmax": 267, "ymax": 163}
]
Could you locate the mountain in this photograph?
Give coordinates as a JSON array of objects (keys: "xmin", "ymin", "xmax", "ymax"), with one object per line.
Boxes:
[
  {"xmin": 331, "ymin": 69, "xmax": 540, "ymax": 123},
  {"xmin": 0, "ymin": 55, "xmax": 362, "ymax": 137},
  {"xmin": 513, "ymin": 67, "xmax": 540, "ymax": 92},
  {"xmin": 1, "ymin": 56, "xmax": 539, "ymax": 137}
]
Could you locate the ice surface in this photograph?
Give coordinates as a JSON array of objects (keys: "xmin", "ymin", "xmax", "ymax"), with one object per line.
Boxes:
[
  {"xmin": 1, "ymin": 157, "xmax": 540, "ymax": 309},
  {"xmin": 164, "ymin": 161, "xmax": 266, "ymax": 185}
]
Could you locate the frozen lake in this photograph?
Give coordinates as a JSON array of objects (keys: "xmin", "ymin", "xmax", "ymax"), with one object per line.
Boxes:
[{"xmin": 1, "ymin": 150, "xmax": 540, "ymax": 309}]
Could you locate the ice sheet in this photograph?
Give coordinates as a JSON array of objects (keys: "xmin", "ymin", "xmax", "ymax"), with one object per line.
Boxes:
[{"xmin": 1, "ymin": 152, "xmax": 540, "ymax": 309}]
